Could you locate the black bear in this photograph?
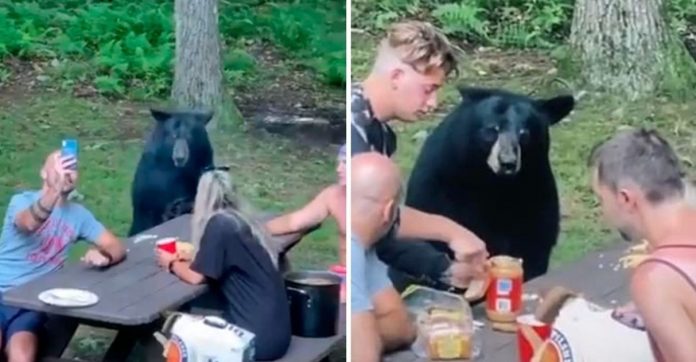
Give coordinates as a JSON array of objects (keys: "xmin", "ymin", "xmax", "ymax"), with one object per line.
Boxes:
[
  {"xmin": 375, "ymin": 87, "xmax": 575, "ymax": 292},
  {"xmin": 128, "ymin": 108, "xmax": 214, "ymax": 236}
]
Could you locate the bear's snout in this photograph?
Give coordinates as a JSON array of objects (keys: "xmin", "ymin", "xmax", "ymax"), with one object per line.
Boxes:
[
  {"xmin": 487, "ymin": 134, "xmax": 521, "ymax": 176},
  {"xmin": 172, "ymin": 138, "xmax": 190, "ymax": 167}
]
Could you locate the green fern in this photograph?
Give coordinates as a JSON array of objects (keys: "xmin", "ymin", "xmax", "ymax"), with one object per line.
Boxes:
[{"xmin": 433, "ymin": 2, "xmax": 490, "ymax": 41}]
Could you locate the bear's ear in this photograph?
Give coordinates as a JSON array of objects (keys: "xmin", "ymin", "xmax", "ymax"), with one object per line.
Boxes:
[
  {"xmin": 457, "ymin": 87, "xmax": 496, "ymax": 103},
  {"xmin": 194, "ymin": 111, "xmax": 214, "ymax": 126},
  {"xmin": 150, "ymin": 108, "xmax": 171, "ymax": 123},
  {"xmin": 537, "ymin": 95, "xmax": 575, "ymax": 125}
]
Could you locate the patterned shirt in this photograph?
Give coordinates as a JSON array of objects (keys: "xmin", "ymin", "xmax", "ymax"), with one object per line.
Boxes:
[
  {"xmin": 350, "ymin": 83, "xmax": 397, "ymax": 157},
  {"xmin": 0, "ymin": 191, "xmax": 105, "ymax": 291}
]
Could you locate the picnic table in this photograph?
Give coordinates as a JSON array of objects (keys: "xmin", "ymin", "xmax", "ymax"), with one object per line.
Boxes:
[
  {"xmin": 385, "ymin": 241, "xmax": 631, "ymax": 361},
  {"xmin": 2, "ymin": 213, "xmax": 346, "ymax": 362}
]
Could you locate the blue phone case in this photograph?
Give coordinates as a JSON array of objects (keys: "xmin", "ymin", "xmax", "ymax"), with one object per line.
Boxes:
[{"xmin": 61, "ymin": 139, "xmax": 78, "ymax": 169}]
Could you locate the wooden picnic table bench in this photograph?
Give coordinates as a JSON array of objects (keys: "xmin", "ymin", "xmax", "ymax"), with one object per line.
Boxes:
[
  {"xmin": 385, "ymin": 241, "xmax": 632, "ymax": 361},
  {"xmin": 2, "ymin": 212, "xmax": 345, "ymax": 362}
]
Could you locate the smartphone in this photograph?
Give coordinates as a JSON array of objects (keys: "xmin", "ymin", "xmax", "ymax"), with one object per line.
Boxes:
[{"xmin": 61, "ymin": 139, "xmax": 78, "ymax": 170}]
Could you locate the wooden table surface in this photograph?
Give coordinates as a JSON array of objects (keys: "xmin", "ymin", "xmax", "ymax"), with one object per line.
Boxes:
[
  {"xmin": 2, "ymin": 212, "xmax": 338, "ymax": 361},
  {"xmin": 385, "ymin": 241, "xmax": 632, "ymax": 361}
]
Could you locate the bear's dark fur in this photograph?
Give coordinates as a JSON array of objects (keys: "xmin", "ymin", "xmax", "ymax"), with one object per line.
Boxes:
[
  {"xmin": 128, "ymin": 109, "xmax": 214, "ymax": 236},
  {"xmin": 376, "ymin": 87, "xmax": 575, "ymax": 292}
]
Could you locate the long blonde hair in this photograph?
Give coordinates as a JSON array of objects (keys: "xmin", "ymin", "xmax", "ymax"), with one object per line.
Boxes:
[{"xmin": 190, "ymin": 169, "xmax": 279, "ymax": 268}]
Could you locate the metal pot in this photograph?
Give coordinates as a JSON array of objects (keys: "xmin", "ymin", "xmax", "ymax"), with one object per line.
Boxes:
[{"xmin": 285, "ymin": 270, "xmax": 341, "ymax": 338}]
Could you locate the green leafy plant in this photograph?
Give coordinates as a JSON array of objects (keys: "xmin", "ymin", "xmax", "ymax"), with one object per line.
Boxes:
[{"xmin": 0, "ymin": 0, "xmax": 345, "ymax": 98}]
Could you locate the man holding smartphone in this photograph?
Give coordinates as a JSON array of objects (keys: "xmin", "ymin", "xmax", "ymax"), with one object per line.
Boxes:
[{"xmin": 0, "ymin": 150, "xmax": 126, "ymax": 361}]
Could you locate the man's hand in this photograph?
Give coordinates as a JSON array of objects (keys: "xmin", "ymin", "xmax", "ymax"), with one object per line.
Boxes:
[
  {"xmin": 81, "ymin": 249, "xmax": 110, "ymax": 267},
  {"xmin": 54, "ymin": 155, "xmax": 77, "ymax": 194},
  {"xmin": 611, "ymin": 301, "xmax": 645, "ymax": 330},
  {"xmin": 398, "ymin": 206, "xmax": 489, "ymax": 261},
  {"xmin": 441, "ymin": 259, "xmax": 488, "ymax": 289},
  {"xmin": 447, "ymin": 229, "xmax": 488, "ymax": 262}
]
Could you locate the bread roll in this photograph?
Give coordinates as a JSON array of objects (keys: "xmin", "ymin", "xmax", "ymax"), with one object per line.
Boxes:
[
  {"xmin": 176, "ymin": 242, "xmax": 195, "ymax": 261},
  {"xmin": 464, "ymin": 275, "xmax": 491, "ymax": 301}
]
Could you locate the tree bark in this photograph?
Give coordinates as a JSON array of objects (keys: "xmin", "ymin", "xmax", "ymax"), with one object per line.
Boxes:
[
  {"xmin": 172, "ymin": 0, "xmax": 224, "ymax": 129},
  {"xmin": 570, "ymin": 0, "xmax": 694, "ymax": 100}
]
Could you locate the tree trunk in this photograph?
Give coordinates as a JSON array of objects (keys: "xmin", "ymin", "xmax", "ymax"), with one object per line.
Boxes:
[
  {"xmin": 172, "ymin": 0, "xmax": 224, "ymax": 130},
  {"xmin": 570, "ymin": 0, "xmax": 695, "ymax": 100}
]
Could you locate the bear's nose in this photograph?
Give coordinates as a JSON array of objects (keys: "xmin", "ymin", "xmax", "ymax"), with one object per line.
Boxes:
[{"xmin": 500, "ymin": 160, "xmax": 516, "ymax": 172}]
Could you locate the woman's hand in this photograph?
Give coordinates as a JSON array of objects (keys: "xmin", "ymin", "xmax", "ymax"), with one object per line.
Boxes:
[{"xmin": 155, "ymin": 249, "xmax": 178, "ymax": 270}]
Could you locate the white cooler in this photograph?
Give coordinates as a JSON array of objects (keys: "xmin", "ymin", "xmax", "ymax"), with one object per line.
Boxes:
[{"xmin": 154, "ymin": 312, "xmax": 256, "ymax": 362}]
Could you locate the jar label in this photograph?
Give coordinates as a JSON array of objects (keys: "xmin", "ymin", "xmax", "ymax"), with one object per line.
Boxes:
[
  {"xmin": 496, "ymin": 298, "xmax": 511, "ymax": 312},
  {"xmin": 497, "ymin": 278, "xmax": 512, "ymax": 296},
  {"xmin": 486, "ymin": 275, "xmax": 523, "ymax": 315}
]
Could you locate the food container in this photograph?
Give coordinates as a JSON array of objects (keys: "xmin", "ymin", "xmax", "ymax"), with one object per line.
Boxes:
[{"xmin": 402, "ymin": 285, "xmax": 482, "ymax": 360}]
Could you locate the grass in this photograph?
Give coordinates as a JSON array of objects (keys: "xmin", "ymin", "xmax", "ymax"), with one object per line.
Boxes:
[
  {"xmin": 0, "ymin": 0, "xmax": 346, "ymax": 98},
  {"xmin": 352, "ymin": 33, "xmax": 696, "ymax": 270}
]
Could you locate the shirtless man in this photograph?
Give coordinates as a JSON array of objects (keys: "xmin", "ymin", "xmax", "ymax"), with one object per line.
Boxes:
[
  {"xmin": 265, "ymin": 144, "xmax": 347, "ymax": 297},
  {"xmin": 589, "ymin": 128, "xmax": 696, "ymax": 361}
]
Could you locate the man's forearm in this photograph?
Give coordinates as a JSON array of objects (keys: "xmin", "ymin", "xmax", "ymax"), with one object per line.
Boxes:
[
  {"xmin": 398, "ymin": 206, "xmax": 465, "ymax": 244},
  {"xmin": 265, "ymin": 216, "xmax": 297, "ymax": 235},
  {"xmin": 351, "ymin": 314, "xmax": 383, "ymax": 362},
  {"xmin": 14, "ymin": 189, "xmax": 62, "ymax": 233}
]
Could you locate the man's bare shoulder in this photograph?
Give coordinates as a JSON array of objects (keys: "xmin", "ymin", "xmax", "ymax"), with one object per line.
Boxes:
[
  {"xmin": 323, "ymin": 184, "xmax": 345, "ymax": 207},
  {"xmin": 631, "ymin": 259, "xmax": 684, "ymax": 304}
]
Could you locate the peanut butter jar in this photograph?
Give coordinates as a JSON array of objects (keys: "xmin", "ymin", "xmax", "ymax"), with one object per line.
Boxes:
[{"xmin": 485, "ymin": 255, "xmax": 524, "ymax": 324}]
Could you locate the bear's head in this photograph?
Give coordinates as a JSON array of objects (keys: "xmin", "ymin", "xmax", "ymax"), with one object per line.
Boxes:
[
  {"xmin": 454, "ymin": 87, "xmax": 575, "ymax": 176},
  {"xmin": 149, "ymin": 108, "xmax": 214, "ymax": 169}
]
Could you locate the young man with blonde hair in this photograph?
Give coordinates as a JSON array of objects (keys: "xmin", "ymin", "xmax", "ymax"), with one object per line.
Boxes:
[
  {"xmin": 350, "ymin": 21, "xmax": 489, "ymax": 358},
  {"xmin": 351, "ymin": 20, "xmax": 488, "ymax": 296}
]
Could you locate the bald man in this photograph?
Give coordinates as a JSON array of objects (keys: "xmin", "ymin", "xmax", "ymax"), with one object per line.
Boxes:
[
  {"xmin": 352, "ymin": 152, "xmax": 410, "ymax": 362},
  {"xmin": 0, "ymin": 150, "xmax": 126, "ymax": 361}
]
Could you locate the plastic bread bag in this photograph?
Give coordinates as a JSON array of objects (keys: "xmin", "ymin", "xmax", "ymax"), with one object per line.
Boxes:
[{"xmin": 401, "ymin": 285, "xmax": 483, "ymax": 360}]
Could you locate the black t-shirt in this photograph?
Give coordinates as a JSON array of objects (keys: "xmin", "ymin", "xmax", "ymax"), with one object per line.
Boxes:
[{"xmin": 191, "ymin": 213, "xmax": 291, "ymax": 361}]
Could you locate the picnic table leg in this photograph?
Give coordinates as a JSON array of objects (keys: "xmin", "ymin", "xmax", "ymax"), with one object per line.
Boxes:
[
  {"xmin": 102, "ymin": 327, "xmax": 140, "ymax": 362},
  {"xmin": 40, "ymin": 316, "xmax": 79, "ymax": 359},
  {"xmin": 102, "ymin": 323, "xmax": 158, "ymax": 362},
  {"xmin": 139, "ymin": 333, "xmax": 166, "ymax": 362}
]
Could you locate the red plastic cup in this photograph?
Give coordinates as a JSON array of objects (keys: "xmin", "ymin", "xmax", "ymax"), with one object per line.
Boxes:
[
  {"xmin": 516, "ymin": 314, "xmax": 552, "ymax": 362},
  {"xmin": 329, "ymin": 264, "xmax": 346, "ymax": 275},
  {"xmin": 156, "ymin": 237, "xmax": 177, "ymax": 254},
  {"xmin": 328, "ymin": 264, "xmax": 346, "ymax": 304}
]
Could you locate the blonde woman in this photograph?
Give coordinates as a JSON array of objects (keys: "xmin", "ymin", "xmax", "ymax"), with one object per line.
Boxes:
[{"xmin": 155, "ymin": 166, "xmax": 291, "ymax": 360}]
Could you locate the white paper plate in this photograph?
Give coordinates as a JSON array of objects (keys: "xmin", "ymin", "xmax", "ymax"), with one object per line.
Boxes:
[{"xmin": 38, "ymin": 288, "xmax": 99, "ymax": 308}]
